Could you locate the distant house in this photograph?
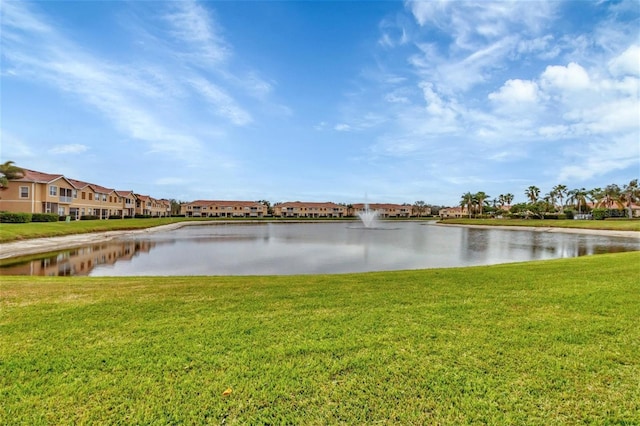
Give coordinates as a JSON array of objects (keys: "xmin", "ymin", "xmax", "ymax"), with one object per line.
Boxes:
[
  {"xmin": 273, "ymin": 202, "xmax": 346, "ymax": 218},
  {"xmin": 181, "ymin": 200, "xmax": 267, "ymax": 218},
  {"xmin": 439, "ymin": 206, "xmax": 468, "ymax": 219},
  {"xmin": 350, "ymin": 203, "xmax": 415, "ymax": 218}
]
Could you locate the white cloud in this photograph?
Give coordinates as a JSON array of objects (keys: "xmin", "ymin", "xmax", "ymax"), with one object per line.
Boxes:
[
  {"xmin": 608, "ymin": 44, "xmax": 640, "ymax": 77},
  {"xmin": 188, "ymin": 76, "xmax": 252, "ymax": 126},
  {"xmin": 540, "ymin": 62, "xmax": 590, "ymax": 91},
  {"xmin": 163, "ymin": 0, "xmax": 229, "ymax": 65},
  {"xmin": 489, "ymin": 79, "xmax": 540, "ymax": 104},
  {"xmin": 48, "ymin": 144, "xmax": 89, "ymax": 154},
  {"xmin": 558, "ymin": 133, "xmax": 640, "ymax": 181},
  {"xmin": 335, "ymin": 123, "xmax": 351, "ymax": 131}
]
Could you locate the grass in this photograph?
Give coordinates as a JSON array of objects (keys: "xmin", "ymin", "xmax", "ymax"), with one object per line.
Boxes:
[
  {"xmin": 441, "ymin": 217, "xmax": 640, "ymax": 232},
  {"xmin": 1, "ymin": 252, "xmax": 639, "ymax": 424},
  {"xmin": 0, "ymin": 217, "xmax": 199, "ymax": 243}
]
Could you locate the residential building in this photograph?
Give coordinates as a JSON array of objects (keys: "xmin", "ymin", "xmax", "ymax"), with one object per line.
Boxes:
[
  {"xmin": 0, "ymin": 168, "xmax": 167, "ymax": 219},
  {"xmin": 181, "ymin": 200, "xmax": 267, "ymax": 218},
  {"xmin": 439, "ymin": 206, "xmax": 468, "ymax": 219},
  {"xmin": 273, "ymin": 202, "xmax": 346, "ymax": 218},
  {"xmin": 351, "ymin": 203, "xmax": 414, "ymax": 218}
]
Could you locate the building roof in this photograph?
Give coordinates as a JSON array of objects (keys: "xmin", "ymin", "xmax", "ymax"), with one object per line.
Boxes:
[
  {"xmin": 186, "ymin": 200, "xmax": 265, "ymax": 207},
  {"xmin": 13, "ymin": 168, "xmax": 65, "ymax": 184},
  {"xmin": 277, "ymin": 201, "xmax": 344, "ymax": 209},
  {"xmin": 352, "ymin": 203, "xmax": 410, "ymax": 210}
]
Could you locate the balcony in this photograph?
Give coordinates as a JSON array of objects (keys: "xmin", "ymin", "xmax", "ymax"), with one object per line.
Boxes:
[{"xmin": 59, "ymin": 196, "xmax": 73, "ymax": 204}]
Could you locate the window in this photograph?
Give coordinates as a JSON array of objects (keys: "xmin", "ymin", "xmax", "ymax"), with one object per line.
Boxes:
[
  {"xmin": 20, "ymin": 186, "xmax": 29, "ymax": 198},
  {"xmin": 49, "ymin": 185, "xmax": 57, "ymax": 196},
  {"xmin": 73, "ymin": 190, "xmax": 78, "ymax": 199},
  {"xmin": 89, "ymin": 193, "xmax": 93, "ymax": 201},
  {"xmin": 102, "ymin": 194, "xmax": 107, "ymax": 202},
  {"xmin": 82, "ymin": 192, "xmax": 86, "ymax": 200}
]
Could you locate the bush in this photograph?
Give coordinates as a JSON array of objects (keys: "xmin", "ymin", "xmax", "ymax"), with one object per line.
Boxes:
[
  {"xmin": 31, "ymin": 213, "xmax": 59, "ymax": 222},
  {"xmin": 592, "ymin": 208, "xmax": 607, "ymax": 220},
  {"xmin": 0, "ymin": 212, "xmax": 32, "ymax": 223},
  {"xmin": 134, "ymin": 214, "xmax": 152, "ymax": 218},
  {"xmin": 564, "ymin": 210, "xmax": 575, "ymax": 220},
  {"xmin": 80, "ymin": 215, "xmax": 99, "ymax": 220},
  {"xmin": 108, "ymin": 215, "xmax": 123, "ymax": 219}
]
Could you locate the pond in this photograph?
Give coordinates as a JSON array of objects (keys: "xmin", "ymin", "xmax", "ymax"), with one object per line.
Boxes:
[{"xmin": 2, "ymin": 222, "xmax": 638, "ymax": 276}]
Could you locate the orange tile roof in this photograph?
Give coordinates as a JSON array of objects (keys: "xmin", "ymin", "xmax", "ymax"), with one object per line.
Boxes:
[
  {"xmin": 187, "ymin": 200, "xmax": 265, "ymax": 207},
  {"xmin": 13, "ymin": 168, "xmax": 64, "ymax": 183},
  {"xmin": 278, "ymin": 201, "xmax": 343, "ymax": 208}
]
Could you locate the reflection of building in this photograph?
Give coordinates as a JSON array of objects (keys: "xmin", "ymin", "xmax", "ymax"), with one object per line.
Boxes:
[
  {"xmin": 274, "ymin": 202, "xmax": 346, "ymax": 218},
  {"xmin": 0, "ymin": 241, "xmax": 155, "ymax": 276},
  {"xmin": 0, "ymin": 169, "xmax": 170, "ymax": 218},
  {"xmin": 181, "ymin": 200, "xmax": 267, "ymax": 218}
]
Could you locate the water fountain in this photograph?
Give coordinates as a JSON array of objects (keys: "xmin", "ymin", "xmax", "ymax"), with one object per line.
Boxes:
[{"xmin": 357, "ymin": 203, "xmax": 380, "ymax": 228}]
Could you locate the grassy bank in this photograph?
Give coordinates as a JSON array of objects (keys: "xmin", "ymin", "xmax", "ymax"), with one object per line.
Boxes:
[
  {"xmin": 0, "ymin": 217, "xmax": 197, "ymax": 243},
  {"xmin": 2, "ymin": 252, "xmax": 639, "ymax": 424},
  {"xmin": 441, "ymin": 218, "xmax": 640, "ymax": 232}
]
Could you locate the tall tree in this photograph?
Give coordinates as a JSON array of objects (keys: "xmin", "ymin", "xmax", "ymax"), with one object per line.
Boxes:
[
  {"xmin": 552, "ymin": 184, "xmax": 567, "ymax": 211},
  {"xmin": 503, "ymin": 193, "xmax": 514, "ymax": 206},
  {"xmin": 460, "ymin": 192, "xmax": 474, "ymax": 218},
  {"xmin": 474, "ymin": 192, "xmax": 489, "ymax": 217},
  {"xmin": 621, "ymin": 179, "xmax": 639, "ymax": 219},
  {"xmin": 525, "ymin": 186, "xmax": 540, "ymax": 204},
  {"xmin": 598, "ymin": 184, "xmax": 622, "ymax": 209},
  {"xmin": 568, "ymin": 188, "xmax": 589, "ymax": 214},
  {"xmin": 0, "ymin": 161, "xmax": 24, "ymax": 189}
]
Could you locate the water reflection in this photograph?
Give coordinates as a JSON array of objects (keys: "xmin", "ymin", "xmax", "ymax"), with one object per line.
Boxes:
[
  {"xmin": 1, "ymin": 241, "xmax": 155, "ymax": 276},
  {"xmin": 1, "ymin": 222, "xmax": 637, "ymax": 276}
]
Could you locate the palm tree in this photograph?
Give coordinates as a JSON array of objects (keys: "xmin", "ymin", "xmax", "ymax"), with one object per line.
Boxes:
[
  {"xmin": 598, "ymin": 184, "xmax": 622, "ymax": 210},
  {"xmin": 474, "ymin": 191, "xmax": 489, "ymax": 217},
  {"xmin": 460, "ymin": 192, "xmax": 474, "ymax": 218},
  {"xmin": 568, "ymin": 188, "xmax": 589, "ymax": 214},
  {"xmin": 552, "ymin": 184, "xmax": 567, "ymax": 211},
  {"xmin": 621, "ymin": 179, "xmax": 639, "ymax": 219},
  {"xmin": 0, "ymin": 161, "xmax": 25, "ymax": 189},
  {"xmin": 504, "ymin": 193, "xmax": 514, "ymax": 206},
  {"xmin": 544, "ymin": 192, "xmax": 556, "ymax": 212},
  {"xmin": 525, "ymin": 186, "xmax": 540, "ymax": 204}
]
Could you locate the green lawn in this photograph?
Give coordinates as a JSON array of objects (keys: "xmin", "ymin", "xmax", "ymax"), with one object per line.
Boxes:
[
  {"xmin": 0, "ymin": 217, "xmax": 197, "ymax": 243},
  {"xmin": 2, "ymin": 252, "xmax": 639, "ymax": 424},
  {"xmin": 441, "ymin": 218, "xmax": 640, "ymax": 231}
]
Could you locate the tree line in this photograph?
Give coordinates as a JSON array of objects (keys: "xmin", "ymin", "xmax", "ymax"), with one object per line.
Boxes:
[{"xmin": 460, "ymin": 180, "xmax": 640, "ymax": 219}]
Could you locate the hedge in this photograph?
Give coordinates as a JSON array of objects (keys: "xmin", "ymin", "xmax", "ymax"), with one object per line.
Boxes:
[
  {"xmin": 0, "ymin": 212, "xmax": 32, "ymax": 223},
  {"xmin": 31, "ymin": 213, "xmax": 60, "ymax": 222}
]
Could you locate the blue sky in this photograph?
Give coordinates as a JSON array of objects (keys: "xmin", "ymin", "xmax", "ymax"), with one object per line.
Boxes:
[{"xmin": 2, "ymin": 0, "xmax": 639, "ymax": 206}]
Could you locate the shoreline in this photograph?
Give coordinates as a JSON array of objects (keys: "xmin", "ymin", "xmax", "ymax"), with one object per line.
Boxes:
[
  {"xmin": 435, "ymin": 222, "xmax": 640, "ymax": 239},
  {"xmin": 1, "ymin": 221, "xmax": 638, "ymax": 260}
]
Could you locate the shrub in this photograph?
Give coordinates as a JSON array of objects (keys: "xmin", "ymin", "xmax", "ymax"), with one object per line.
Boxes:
[
  {"xmin": 108, "ymin": 215, "xmax": 123, "ymax": 219},
  {"xmin": 592, "ymin": 208, "xmax": 607, "ymax": 220},
  {"xmin": 134, "ymin": 214, "xmax": 152, "ymax": 218},
  {"xmin": 31, "ymin": 213, "xmax": 59, "ymax": 222},
  {"xmin": 80, "ymin": 215, "xmax": 99, "ymax": 220},
  {"xmin": 563, "ymin": 210, "xmax": 575, "ymax": 220},
  {"xmin": 0, "ymin": 212, "xmax": 32, "ymax": 223}
]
